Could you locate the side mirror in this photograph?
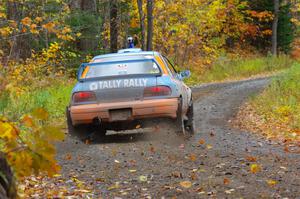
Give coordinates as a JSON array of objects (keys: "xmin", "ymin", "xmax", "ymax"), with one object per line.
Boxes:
[{"xmin": 179, "ymin": 70, "xmax": 191, "ymax": 80}]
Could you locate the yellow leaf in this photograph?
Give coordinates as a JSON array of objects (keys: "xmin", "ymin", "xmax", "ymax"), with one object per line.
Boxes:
[
  {"xmin": 0, "ymin": 121, "xmax": 17, "ymax": 140},
  {"xmin": 250, "ymin": 164, "xmax": 261, "ymax": 174},
  {"xmin": 180, "ymin": 181, "xmax": 192, "ymax": 188},
  {"xmin": 0, "ymin": 12, "xmax": 6, "ymax": 18},
  {"xmin": 139, "ymin": 175, "xmax": 147, "ymax": 182},
  {"xmin": 21, "ymin": 17, "xmax": 32, "ymax": 26},
  {"xmin": 206, "ymin": 144, "xmax": 213, "ymax": 149},
  {"xmin": 266, "ymin": 180, "xmax": 277, "ymax": 187},
  {"xmin": 35, "ymin": 17, "xmax": 43, "ymax": 23}
]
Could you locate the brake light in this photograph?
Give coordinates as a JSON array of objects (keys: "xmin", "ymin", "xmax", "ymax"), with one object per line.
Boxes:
[
  {"xmin": 73, "ymin": 91, "xmax": 96, "ymax": 103},
  {"xmin": 143, "ymin": 86, "xmax": 172, "ymax": 97}
]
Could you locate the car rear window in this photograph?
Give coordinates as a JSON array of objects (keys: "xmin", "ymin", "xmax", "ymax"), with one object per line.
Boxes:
[{"xmin": 82, "ymin": 60, "xmax": 161, "ymax": 79}]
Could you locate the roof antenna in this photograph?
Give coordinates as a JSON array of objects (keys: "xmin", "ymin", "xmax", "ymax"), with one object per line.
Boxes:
[{"xmin": 127, "ymin": 36, "xmax": 135, "ymax": 48}]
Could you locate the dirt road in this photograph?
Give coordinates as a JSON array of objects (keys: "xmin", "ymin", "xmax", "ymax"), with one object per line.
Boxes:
[{"xmin": 55, "ymin": 78, "xmax": 300, "ymax": 199}]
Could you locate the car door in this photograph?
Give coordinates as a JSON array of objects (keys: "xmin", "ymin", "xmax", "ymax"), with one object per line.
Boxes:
[{"xmin": 162, "ymin": 56, "xmax": 190, "ymax": 113}]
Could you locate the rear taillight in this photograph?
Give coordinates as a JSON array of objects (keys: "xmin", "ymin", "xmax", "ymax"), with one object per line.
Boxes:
[
  {"xmin": 143, "ymin": 86, "xmax": 172, "ymax": 97},
  {"xmin": 73, "ymin": 91, "xmax": 96, "ymax": 103}
]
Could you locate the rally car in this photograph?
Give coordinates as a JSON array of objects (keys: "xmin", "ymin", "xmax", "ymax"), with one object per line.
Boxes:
[{"xmin": 66, "ymin": 48, "xmax": 195, "ymax": 137}]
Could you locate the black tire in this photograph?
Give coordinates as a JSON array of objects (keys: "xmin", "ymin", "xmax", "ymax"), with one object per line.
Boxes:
[
  {"xmin": 66, "ymin": 107, "xmax": 107, "ymax": 140},
  {"xmin": 66, "ymin": 106, "xmax": 81, "ymax": 136},
  {"xmin": 184, "ymin": 102, "xmax": 195, "ymax": 135},
  {"xmin": 174, "ymin": 98, "xmax": 186, "ymax": 136}
]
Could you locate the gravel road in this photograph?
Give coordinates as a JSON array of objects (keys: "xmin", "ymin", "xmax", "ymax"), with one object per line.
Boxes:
[{"xmin": 56, "ymin": 77, "xmax": 300, "ymax": 199}]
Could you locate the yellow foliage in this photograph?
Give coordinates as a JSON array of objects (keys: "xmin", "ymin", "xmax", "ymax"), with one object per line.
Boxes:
[
  {"xmin": 0, "ymin": 27, "xmax": 12, "ymax": 37},
  {"xmin": 21, "ymin": 17, "xmax": 32, "ymax": 26},
  {"xmin": 0, "ymin": 110, "xmax": 64, "ymax": 179}
]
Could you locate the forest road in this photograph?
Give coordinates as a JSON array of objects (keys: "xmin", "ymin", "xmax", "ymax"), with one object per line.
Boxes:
[{"xmin": 56, "ymin": 77, "xmax": 300, "ymax": 199}]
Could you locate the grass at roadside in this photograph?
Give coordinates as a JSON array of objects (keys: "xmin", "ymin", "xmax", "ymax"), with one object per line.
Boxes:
[
  {"xmin": 235, "ymin": 63, "xmax": 300, "ymax": 143},
  {"xmin": 0, "ymin": 80, "xmax": 74, "ymax": 123},
  {"xmin": 186, "ymin": 55, "xmax": 294, "ymax": 85}
]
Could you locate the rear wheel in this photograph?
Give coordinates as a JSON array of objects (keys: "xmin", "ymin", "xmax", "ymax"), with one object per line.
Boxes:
[
  {"xmin": 185, "ymin": 102, "xmax": 195, "ymax": 135},
  {"xmin": 174, "ymin": 98, "xmax": 186, "ymax": 136},
  {"xmin": 174, "ymin": 99, "xmax": 195, "ymax": 138},
  {"xmin": 66, "ymin": 107, "xmax": 107, "ymax": 139}
]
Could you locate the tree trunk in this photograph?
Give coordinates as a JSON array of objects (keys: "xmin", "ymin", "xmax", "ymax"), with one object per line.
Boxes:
[
  {"xmin": 146, "ymin": 0, "xmax": 154, "ymax": 51},
  {"xmin": 6, "ymin": 0, "xmax": 31, "ymax": 61},
  {"xmin": 0, "ymin": 153, "xmax": 16, "ymax": 199},
  {"xmin": 137, "ymin": 0, "xmax": 146, "ymax": 50},
  {"xmin": 110, "ymin": 0, "xmax": 118, "ymax": 53},
  {"xmin": 272, "ymin": 0, "xmax": 279, "ymax": 56}
]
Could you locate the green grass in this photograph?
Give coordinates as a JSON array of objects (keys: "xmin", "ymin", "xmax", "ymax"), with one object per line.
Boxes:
[
  {"xmin": 186, "ymin": 55, "xmax": 294, "ymax": 85},
  {"xmin": 252, "ymin": 63, "xmax": 300, "ymax": 130},
  {"xmin": 0, "ymin": 81, "xmax": 74, "ymax": 122}
]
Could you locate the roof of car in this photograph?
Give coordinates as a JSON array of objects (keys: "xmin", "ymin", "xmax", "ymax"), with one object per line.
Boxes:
[{"xmin": 92, "ymin": 49, "xmax": 161, "ymax": 61}]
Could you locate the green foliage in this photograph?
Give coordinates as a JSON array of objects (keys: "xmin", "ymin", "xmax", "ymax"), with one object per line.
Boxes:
[
  {"xmin": 0, "ymin": 82, "xmax": 74, "ymax": 122},
  {"xmin": 186, "ymin": 55, "xmax": 294, "ymax": 85},
  {"xmin": 278, "ymin": 3, "xmax": 295, "ymax": 53}
]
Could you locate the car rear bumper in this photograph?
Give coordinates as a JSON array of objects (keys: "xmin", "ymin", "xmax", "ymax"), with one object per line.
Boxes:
[{"xmin": 70, "ymin": 98, "xmax": 178, "ymax": 126}]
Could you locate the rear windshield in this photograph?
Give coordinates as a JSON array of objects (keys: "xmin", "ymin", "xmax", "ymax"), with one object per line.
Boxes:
[{"xmin": 81, "ymin": 60, "xmax": 160, "ymax": 79}]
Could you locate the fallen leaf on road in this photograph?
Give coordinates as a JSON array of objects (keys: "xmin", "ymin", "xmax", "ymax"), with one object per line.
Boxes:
[
  {"xmin": 250, "ymin": 164, "xmax": 261, "ymax": 174},
  {"xmin": 180, "ymin": 181, "xmax": 192, "ymax": 188},
  {"xmin": 189, "ymin": 153, "xmax": 197, "ymax": 161},
  {"xmin": 246, "ymin": 156, "xmax": 257, "ymax": 162},
  {"xmin": 190, "ymin": 172, "xmax": 197, "ymax": 180},
  {"xmin": 139, "ymin": 175, "xmax": 147, "ymax": 182},
  {"xmin": 150, "ymin": 146, "xmax": 155, "ymax": 153},
  {"xmin": 114, "ymin": 160, "xmax": 120, "ymax": 164},
  {"xmin": 223, "ymin": 178, "xmax": 230, "ymax": 185},
  {"xmin": 172, "ymin": 171, "xmax": 183, "ymax": 178},
  {"xmin": 65, "ymin": 153, "xmax": 72, "ymax": 160},
  {"xmin": 266, "ymin": 180, "xmax": 277, "ymax": 187},
  {"xmin": 198, "ymin": 139, "xmax": 205, "ymax": 145},
  {"xmin": 108, "ymin": 183, "xmax": 119, "ymax": 190},
  {"xmin": 225, "ymin": 189, "xmax": 235, "ymax": 194},
  {"xmin": 206, "ymin": 144, "xmax": 213, "ymax": 150},
  {"xmin": 129, "ymin": 169, "xmax": 137, "ymax": 173}
]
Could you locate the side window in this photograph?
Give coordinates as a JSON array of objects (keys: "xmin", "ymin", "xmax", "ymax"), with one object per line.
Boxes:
[{"xmin": 162, "ymin": 56, "xmax": 177, "ymax": 77}]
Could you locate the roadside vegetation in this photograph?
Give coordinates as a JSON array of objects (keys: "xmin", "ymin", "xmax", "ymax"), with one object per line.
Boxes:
[
  {"xmin": 186, "ymin": 54, "xmax": 294, "ymax": 85},
  {"xmin": 235, "ymin": 62, "xmax": 300, "ymax": 144}
]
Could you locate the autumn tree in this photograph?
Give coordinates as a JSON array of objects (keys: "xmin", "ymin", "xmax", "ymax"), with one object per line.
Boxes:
[{"xmin": 246, "ymin": 0, "xmax": 295, "ymax": 54}]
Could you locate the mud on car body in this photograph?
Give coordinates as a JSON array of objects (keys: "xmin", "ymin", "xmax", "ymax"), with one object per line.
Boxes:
[{"xmin": 67, "ymin": 49, "xmax": 195, "ymax": 137}]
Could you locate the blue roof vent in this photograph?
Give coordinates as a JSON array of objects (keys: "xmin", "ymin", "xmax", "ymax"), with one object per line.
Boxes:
[{"xmin": 118, "ymin": 48, "xmax": 143, "ymax": 53}]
